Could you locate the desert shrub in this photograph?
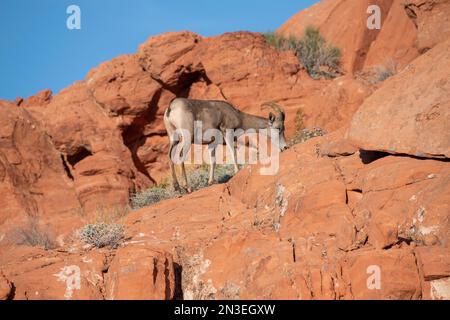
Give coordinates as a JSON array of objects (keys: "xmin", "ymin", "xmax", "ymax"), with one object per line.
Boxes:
[
  {"xmin": 356, "ymin": 60, "xmax": 398, "ymax": 85},
  {"xmin": 371, "ymin": 60, "xmax": 397, "ymax": 84},
  {"xmin": 297, "ymin": 26, "xmax": 342, "ymax": 78},
  {"xmin": 130, "ymin": 164, "xmax": 237, "ymax": 210},
  {"xmin": 188, "ymin": 164, "xmax": 236, "ymax": 191},
  {"xmin": 263, "ymin": 32, "xmax": 300, "ymax": 52},
  {"xmin": 290, "ymin": 127, "xmax": 325, "ymax": 146},
  {"xmin": 12, "ymin": 217, "xmax": 56, "ymax": 250},
  {"xmin": 263, "ymin": 26, "xmax": 342, "ymax": 79},
  {"xmin": 79, "ymin": 222, "xmax": 124, "ymax": 249},
  {"xmin": 130, "ymin": 186, "xmax": 178, "ymax": 210}
]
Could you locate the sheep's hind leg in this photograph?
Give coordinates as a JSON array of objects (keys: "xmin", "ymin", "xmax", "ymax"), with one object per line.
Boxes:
[
  {"xmin": 178, "ymin": 136, "xmax": 192, "ymax": 193},
  {"xmin": 208, "ymin": 144, "xmax": 216, "ymax": 185},
  {"xmin": 168, "ymin": 142, "xmax": 181, "ymax": 192}
]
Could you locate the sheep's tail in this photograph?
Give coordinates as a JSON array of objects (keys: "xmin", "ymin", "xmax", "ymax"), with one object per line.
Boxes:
[
  {"xmin": 164, "ymin": 106, "xmax": 171, "ymax": 119},
  {"xmin": 165, "ymin": 97, "xmax": 180, "ymax": 119}
]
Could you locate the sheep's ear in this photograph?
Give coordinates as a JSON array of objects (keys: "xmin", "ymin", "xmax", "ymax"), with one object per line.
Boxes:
[{"xmin": 269, "ymin": 112, "xmax": 275, "ymax": 124}]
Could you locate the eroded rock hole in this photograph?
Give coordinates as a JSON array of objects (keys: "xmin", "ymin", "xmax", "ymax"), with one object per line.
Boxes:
[
  {"xmin": 359, "ymin": 150, "xmax": 390, "ymax": 164},
  {"xmin": 67, "ymin": 147, "xmax": 93, "ymax": 167}
]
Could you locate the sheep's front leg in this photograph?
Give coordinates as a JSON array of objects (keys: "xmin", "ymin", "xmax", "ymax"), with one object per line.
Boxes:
[
  {"xmin": 181, "ymin": 162, "xmax": 192, "ymax": 193},
  {"xmin": 208, "ymin": 144, "xmax": 216, "ymax": 185}
]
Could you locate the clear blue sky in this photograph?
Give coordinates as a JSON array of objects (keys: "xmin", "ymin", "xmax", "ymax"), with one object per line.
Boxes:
[{"xmin": 0, "ymin": 0, "xmax": 318, "ymax": 100}]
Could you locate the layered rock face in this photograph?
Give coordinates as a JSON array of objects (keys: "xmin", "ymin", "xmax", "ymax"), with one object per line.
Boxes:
[
  {"xmin": 0, "ymin": 0, "xmax": 449, "ymax": 300},
  {"xmin": 0, "ymin": 101, "xmax": 83, "ymax": 238}
]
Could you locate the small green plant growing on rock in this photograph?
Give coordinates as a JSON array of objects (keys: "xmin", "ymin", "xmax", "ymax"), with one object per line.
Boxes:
[
  {"xmin": 290, "ymin": 127, "xmax": 325, "ymax": 146},
  {"xmin": 294, "ymin": 108, "xmax": 305, "ymax": 132},
  {"xmin": 263, "ymin": 26, "xmax": 342, "ymax": 79},
  {"xmin": 79, "ymin": 222, "xmax": 124, "ymax": 249}
]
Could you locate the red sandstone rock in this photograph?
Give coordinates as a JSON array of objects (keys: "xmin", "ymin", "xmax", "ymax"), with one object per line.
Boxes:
[
  {"xmin": 105, "ymin": 245, "xmax": 176, "ymax": 300},
  {"xmin": 17, "ymin": 89, "xmax": 53, "ymax": 107},
  {"xmin": 291, "ymin": 75, "xmax": 374, "ymax": 135},
  {"xmin": 0, "ymin": 271, "xmax": 12, "ymax": 300},
  {"xmin": 348, "ymin": 39, "xmax": 450, "ymax": 159},
  {"xmin": 405, "ymin": 0, "xmax": 450, "ymax": 52},
  {"xmin": 342, "ymin": 248, "xmax": 422, "ymax": 299},
  {"xmin": 0, "ymin": 100, "xmax": 83, "ymax": 240},
  {"xmin": 416, "ymin": 246, "xmax": 450, "ymax": 280},
  {"xmin": 26, "ymin": 82, "xmax": 151, "ymax": 217},
  {"xmin": 1, "ymin": 127, "xmax": 448, "ymax": 300},
  {"xmin": 0, "ymin": 244, "xmax": 175, "ymax": 300},
  {"xmin": 120, "ymin": 134, "xmax": 449, "ymax": 300},
  {"xmin": 364, "ymin": 0, "xmax": 420, "ymax": 69},
  {"xmin": 0, "ymin": 246, "xmax": 105, "ymax": 300}
]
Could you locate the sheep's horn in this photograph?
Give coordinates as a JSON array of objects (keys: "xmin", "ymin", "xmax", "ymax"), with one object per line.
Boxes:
[{"xmin": 261, "ymin": 102, "xmax": 285, "ymax": 116}]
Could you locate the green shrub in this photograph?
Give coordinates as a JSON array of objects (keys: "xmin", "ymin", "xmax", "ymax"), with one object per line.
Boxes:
[
  {"xmin": 130, "ymin": 186, "xmax": 177, "ymax": 210},
  {"xmin": 188, "ymin": 164, "xmax": 236, "ymax": 190},
  {"xmin": 263, "ymin": 32, "xmax": 299, "ymax": 52},
  {"xmin": 79, "ymin": 223, "xmax": 124, "ymax": 249},
  {"xmin": 263, "ymin": 26, "xmax": 342, "ymax": 79},
  {"xmin": 297, "ymin": 26, "xmax": 342, "ymax": 78},
  {"xmin": 130, "ymin": 164, "xmax": 237, "ymax": 210}
]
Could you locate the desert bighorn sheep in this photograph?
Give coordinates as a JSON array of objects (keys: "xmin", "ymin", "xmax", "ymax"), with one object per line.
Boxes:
[{"xmin": 163, "ymin": 98, "xmax": 287, "ymax": 192}]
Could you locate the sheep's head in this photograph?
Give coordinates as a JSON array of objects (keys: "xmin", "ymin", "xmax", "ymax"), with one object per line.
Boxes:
[{"xmin": 261, "ymin": 102, "xmax": 288, "ymax": 151}]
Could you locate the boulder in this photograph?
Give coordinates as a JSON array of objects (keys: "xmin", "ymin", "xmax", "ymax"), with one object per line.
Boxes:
[
  {"xmin": 0, "ymin": 246, "xmax": 105, "ymax": 300},
  {"xmin": 105, "ymin": 245, "xmax": 176, "ymax": 300},
  {"xmin": 416, "ymin": 246, "xmax": 450, "ymax": 281},
  {"xmin": 342, "ymin": 248, "xmax": 422, "ymax": 299},
  {"xmin": 348, "ymin": 39, "xmax": 450, "ymax": 159}
]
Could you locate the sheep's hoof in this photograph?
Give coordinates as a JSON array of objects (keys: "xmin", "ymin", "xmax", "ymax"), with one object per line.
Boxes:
[
  {"xmin": 173, "ymin": 184, "xmax": 182, "ymax": 193},
  {"xmin": 182, "ymin": 186, "xmax": 192, "ymax": 194}
]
